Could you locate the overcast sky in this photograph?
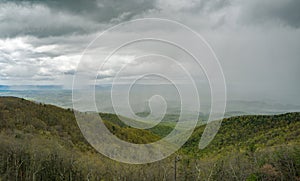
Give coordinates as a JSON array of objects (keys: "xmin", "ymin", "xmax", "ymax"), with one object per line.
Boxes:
[{"xmin": 0, "ymin": 0, "xmax": 300, "ymax": 104}]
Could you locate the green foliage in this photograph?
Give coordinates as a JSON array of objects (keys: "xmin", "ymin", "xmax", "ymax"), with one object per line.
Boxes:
[
  {"xmin": 0, "ymin": 97, "xmax": 300, "ymax": 180},
  {"xmin": 183, "ymin": 112, "xmax": 300, "ymax": 156},
  {"xmin": 0, "ymin": 96, "xmax": 159, "ymax": 145}
]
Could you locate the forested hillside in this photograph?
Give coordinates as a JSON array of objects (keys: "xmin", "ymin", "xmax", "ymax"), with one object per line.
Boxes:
[
  {"xmin": 185, "ymin": 112, "xmax": 300, "ymax": 156},
  {"xmin": 0, "ymin": 97, "xmax": 299, "ymax": 180}
]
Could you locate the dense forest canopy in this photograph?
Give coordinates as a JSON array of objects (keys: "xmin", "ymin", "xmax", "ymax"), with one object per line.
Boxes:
[{"xmin": 0, "ymin": 97, "xmax": 299, "ymax": 180}]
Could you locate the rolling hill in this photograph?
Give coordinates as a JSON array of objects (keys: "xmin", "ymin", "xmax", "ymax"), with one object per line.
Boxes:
[{"xmin": 0, "ymin": 96, "xmax": 299, "ymax": 180}]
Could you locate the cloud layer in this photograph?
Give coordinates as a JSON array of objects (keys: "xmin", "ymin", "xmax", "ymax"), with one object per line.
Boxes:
[{"xmin": 0, "ymin": 0, "xmax": 300, "ymax": 104}]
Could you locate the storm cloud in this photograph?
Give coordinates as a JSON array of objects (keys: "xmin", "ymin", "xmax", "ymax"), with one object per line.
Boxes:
[
  {"xmin": 0, "ymin": 0, "xmax": 300, "ymax": 104},
  {"xmin": 238, "ymin": 0, "xmax": 300, "ymax": 28},
  {"xmin": 0, "ymin": 0, "xmax": 156, "ymax": 38}
]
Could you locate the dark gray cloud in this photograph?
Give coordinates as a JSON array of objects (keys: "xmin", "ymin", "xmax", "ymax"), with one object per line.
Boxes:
[
  {"xmin": 0, "ymin": 2, "xmax": 97, "ymax": 38},
  {"xmin": 0, "ymin": 0, "xmax": 156, "ymax": 38},
  {"xmin": 44, "ymin": 0, "xmax": 156, "ymax": 22},
  {"xmin": 2, "ymin": 0, "xmax": 300, "ymax": 39},
  {"xmin": 186, "ymin": 0, "xmax": 230, "ymax": 13},
  {"xmin": 238, "ymin": 0, "xmax": 300, "ymax": 28},
  {"xmin": 5, "ymin": 0, "xmax": 156, "ymax": 21},
  {"xmin": 154, "ymin": 0, "xmax": 300, "ymax": 29}
]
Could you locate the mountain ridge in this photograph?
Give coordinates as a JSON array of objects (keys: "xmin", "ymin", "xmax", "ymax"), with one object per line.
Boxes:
[{"xmin": 0, "ymin": 96, "xmax": 299, "ymax": 180}]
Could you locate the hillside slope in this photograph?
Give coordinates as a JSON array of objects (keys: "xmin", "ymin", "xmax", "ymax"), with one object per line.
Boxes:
[
  {"xmin": 0, "ymin": 97, "xmax": 299, "ymax": 180},
  {"xmin": 184, "ymin": 112, "xmax": 300, "ymax": 156},
  {"xmin": 0, "ymin": 96, "xmax": 160, "ymax": 146}
]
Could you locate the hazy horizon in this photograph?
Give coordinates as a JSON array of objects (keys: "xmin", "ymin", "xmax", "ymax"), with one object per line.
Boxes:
[{"xmin": 1, "ymin": 85, "xmax": 299, "ymax": 117}]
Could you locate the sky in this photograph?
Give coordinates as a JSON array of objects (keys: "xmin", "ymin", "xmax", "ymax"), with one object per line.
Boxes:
[{"xmin": 0, "ymin": 0, "xmax": 300, "ymax": 105}]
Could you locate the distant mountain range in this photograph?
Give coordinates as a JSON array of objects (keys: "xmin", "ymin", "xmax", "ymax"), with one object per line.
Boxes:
[
  {"xmin": 0, "ymin": 85, "xmax": 63, "ymax": 90},
  {"xmin": 1, "ymin": 85, "xmax": 300, "ymax": 118}
]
